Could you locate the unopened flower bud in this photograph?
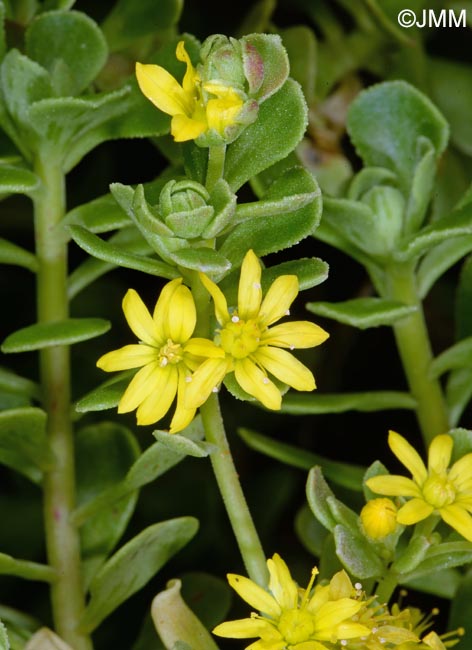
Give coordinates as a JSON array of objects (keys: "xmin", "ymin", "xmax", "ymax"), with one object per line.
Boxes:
[
  {"xmin": 159, "ymin": 180, "xmax": 214, "ymax": 238},
  {"xmin": 361, "ymin": 498, "xmax": 398, "ymax": 540}
]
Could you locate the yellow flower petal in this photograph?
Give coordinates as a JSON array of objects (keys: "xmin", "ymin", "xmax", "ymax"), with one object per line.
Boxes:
[
  {"xmin": 213, "ymin": 617, "xmax": 277, "ymax": 639},
  {"xmin": 449, "ymin": 453, "xmax": 472, "ymax": 488},
  {"xmin": 163, "ymin": 283, "xmax": 196, "ymax": 343},
  {"xmin": 152, "ymin": 278, "xmax": 182, "ymax": 336},
  {"xmin": 262, "ymin": 321, "xmax": 329, "ymax": 349},
  {"xmin": 366, "ymin": 475, "xmax": 421, "ymax": 497},
  {"xmin": 199, "ymin": 272, "xmax": 229, "ymax": 324},
  {"xmin": 135, "ymin": 365, "xmax": 178, "ymax": 425},
  {"xmin": 135, "ymin": 62, "xmax": 191, "ymax": 116},
  {"xmin": 313, "ymin": 599, "xmax": 362, "ymax": 639},
  {"xmin": 397, "ymin": 498, "xmax": 434, "ymax": 525},
  {"xmin": 238, "ymin": 250, "xmax": 262, "ymax": 321},
  {"xmin": 336, "ymin": 622, "xmax": 372, "ymax": 640},
  {"xmin": 440, "ymin": 503, "xmax": 472, "ymax": 541},
  {"xmin": 259, "ymin": 275, "xmax": 299, "ymax": 327},
  {"xmin": 234, "ymin": 358, "xmax": 281, "ymax": 410},
  {"xmin": 118, "ymin": 362, "xmax": 161, "ymax": 413},
  {"xmin": 292, "ymin": 643, "xmax": 328, "ymax": 650},
  {"xmin": 123, "ymin": 288, "xmax": 160, "ymax": 345},
  {"xmin": 254, "ymin": 346, "xmax": 315, "ymax": 391},
  {"xmin": 267, "ymin": 553, "xmax": 298, "ymax": 611},
  {"xmin": 227, "ymin": 574, "xmax": 281, "ymax": 619},
  {"xmin": 176, "ymin": 41, "xmax": 199, "ymax": 94},
  {"xmin": 185, "ymin": 357, "xmax": 229, "ymax": 408},
  {"xmin": 171, "ymin": 113, "xmax": 207, "ymax": 142},
  {"xmin": 183, "ymin": 337, "xmax": 225, "ymax": 359},
  {"xmin": 168, "ymin": 367, "xmax": 197, "ymax": 434},
  {"xmin": 388, "ymin": 431, "xmax": 428, "ymax": 485},
  {"xmin": 428, "ymin": 434, "xmax": 453, "ymax": 474},
  {"xmin": 97, "ymin": 344, "xmax": 156, "ymax": 371},
  {"xmin": 206, "ymin": 90, "xmax": 243, "ymax": 134}
]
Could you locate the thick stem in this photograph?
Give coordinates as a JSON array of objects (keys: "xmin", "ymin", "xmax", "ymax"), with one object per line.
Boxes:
[
  {"xmin": 205, "ymin": 144, "xmax": 226, "ymax": 192},
  {"xmin": 375, "ymin": 571, "xmax": 398, "ymax": 605},
  {"xmin": 200, "ymin": 394, "xmax": 268, "ymax": 587},
  {"xmin": 34, "ymin": 157, "xmax": 92, "ymax": 650},
  {"xmin": 386, "ymin": 263, "xmax": 450, "ymax": 446}
]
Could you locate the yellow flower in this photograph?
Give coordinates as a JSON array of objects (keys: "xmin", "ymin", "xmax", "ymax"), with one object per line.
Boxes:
[
  {"xmin": 360, "ymin": 498, "xmax": 398, "ymax": 540},
  {"xmin": 213, "ymin": 553, "xmax": 370, "ymax": 649},
  {"xmin": 186, "ymin": 249, "xmax": 329, "ymax": 411},
  {"xmin": 135, "ymin": 41, "xmax": 244, "ymax": 142},
  {"xmin": 366, "ymin": 431, "xmax": 472, "ymax": 541},
  {"xmin": 96, "ymin": 279, "xmax": 223, "ymax": 433}
]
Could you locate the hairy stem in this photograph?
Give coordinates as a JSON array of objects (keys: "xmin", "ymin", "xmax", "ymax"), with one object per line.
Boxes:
[
  {"xmin": 386, "ymin": 263, "xmax": 450, "ymax": 446},
  {"xmin": 200, "ymin": 394, "xmax": 268, "ymax": 586},
  {"xmin": 34, "ymin": 156, "xmax": 92, "ymax": 650},
  {"xmin": 206, "ymin": 144, "xmax": 226, "ymax": 191}
]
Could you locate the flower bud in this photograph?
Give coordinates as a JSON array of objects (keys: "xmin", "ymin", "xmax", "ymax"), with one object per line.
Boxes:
[
  {"xmin": 159, "ymin": 180, "xmax": 214, "ymax": 238},
  {"xmin": 360, "ymin": 498, "xmax": 398, "ymax": 540},
  {"xmin": 361, "ymin": 186, "xmax": 404, "ymax": 255}
]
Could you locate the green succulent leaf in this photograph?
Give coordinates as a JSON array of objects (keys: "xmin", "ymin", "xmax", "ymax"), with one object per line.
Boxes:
[
  {"xmin": 151, "ymin": 579, "xmax": 220, "ymax": 650},
  {"xmin": 75, "ymin": 422, "xmax": 139, "ymax": 587},
  {"xmin": 224, "ymin": 79, "xmax": 307, "ymax": 191},
  {"xmin": 392, "ymin": 536, "xmax": 431, "ymax": 574},
  {"xmin": 417, "ymin": 236, "xmax": 472, "ymax": 299},
  {"xmin": 220, "ymin": 166, "xmax": 321, "ymax": 267},
  {"xmin": 64, "ymin": 194, "xmax": 131, "ymax": 235},
  {"xmin": 306, "ymin": 298, "xmax": 417, "ymax": 329},
  {"xmin": 238, "ymin": 427, "xmax": 364, "ymax": 491},
  {"xmin": 0, "ymin": 165, "xmax": 39, "ymax": 197},
  {"xmin": 25, "ymin": 10, "xmax": 108, "ymax": 96},
  {"xmin": 334, "ymin": 525, "xmax": 384, "ymax": 579},
  {"xmin": 306, "ymin": 466, "xmax": 337, "ymax": 532},
  {"xmin": 430, "ymin": 337, "xmax": 472, "ymax": 378},
  {"xmin": 68, "ymin": 226, "xmax": 178, "ymax": 279},
  {"xmin": 2, "ymin": 318, "xmax": 110, "ymax": 353},
  {"xmin": 295, "ymin": 504, "xmax": 328, "ymax": 558},
  {"xmin": 75, "ymin": 373, "xmax": 132, "ymax": 413},
  {"xmin": 447, "ymin": 368, "xmax": 472, "ymax": 427},
  {"xmin": 79, "ymin": 517, "xmax": 199, "ymax": 633},
  {"xmin": 0, "ymin": 622, "xmax": 7, "ymax": 650},
  {"xmin": 153, "ymin": 430, "xmax": 216, "ymax": 458},
  {"xmin": 0, "ymin": 407, "xmax": 53, "ymax": 482},
  {"xmin": 281, "ymin": 391, "xmax": 416, "ymax": 414},
  {"xmin": 0, "ymin": 553, "xmax": 55, "ymax": 582},
  {"xmin": 72, "ymin": 418, "xmax": 205, "ymax": 526},
  {"xmin": 0, "ymin": 238, "xmax": 37, "ymax": 272},
  {"xmin": 403, "ymin": 542, "xmax": 472, "ymax": 580},
  {"xmin": 0, "ymin": 367, "xmax": 40, "ymax": 401},
  {"xmin": 280, "ymin": 25, "xmax": 316, "ymax": 105},
  {"xmin": 347, "ymin": 81, "xmax": 448, "ymax": 193},
  {"xmin": 101, "ymin": 0, "xmax": 183, "ymax": 51},
  {"xmin": 168, "ymin": 247, "xmax": 231, "ymax": 276},
  {"xmin": 401, "ymin": 569, "xmax": 460, "ymax": 600},
  {"xmin": 448, "ymin": 570, "xmax": 472, "ymax": 641}
]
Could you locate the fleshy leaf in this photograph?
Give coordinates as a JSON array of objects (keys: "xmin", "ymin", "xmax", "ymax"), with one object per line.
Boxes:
[
  {"xmin": 447, "ymin": 368, "xmax": 472, "ymax": 427},
  {"xmin": 0, "ymin": 622, "xmax": 7, "ymax": 650},
  {"xmin": 68, "ymin": 226, "xmax": 178, "ymax": 279},
  {"xmin": 306, "ymin": 466, "xmax": 337, "ymax": 532},
  {"xmin": 224, "ymin": 79, "xmax": 307, "ymax": 191},
  {"xmin": 101, "ymin": 0, "xmax": 183, "ymax": 51},
  {"xmin": 0, "ymin": 367, "xmax": 40, "ymax": 401},
  {"xmin": 75, "ymin": 373, "xmax": 133, "ymax": 413},
  {"xmin": 168, "ymin": 247, "xmax": 231, "ymax": 276},
  {"xmin": 239, "ymin": 427, "xmax": 364, "ymax": 491},
  {"xmin": 0, "ymin": 165, "xmax": 39, "ymax": 197},
  {"xmin": 151, "ymin": 579, "xmax": 220, "ymax": 650},
  {"xmin": 448, "ymin": 570, "xmax": 472, "ymax": 642},
  {"xmin": 430, "ymin": 337, "xmax": 472, "ymax": 378},
  {"xmin": 0, "ymin": 553, "xmax": 55, "ymax": 582},
  {"xmin": 347, "ymin": 81, "xmax": 448, "ymax": 193},
  {"xmin": 25, "ymin": 10, "xmax": 108, "ymax": 96},
  {"xmin": 0, "ymin": 238, "xmax": 37, "ymax": 272},
  {"xmin": 0, "ymin": 407, "xmax": 53, "ymax": 481},
  {"xmin": 63, "ymin": 194, "xmax": 131, "ymax": 235},
  {"xmin": 72, "ymin": 418, "xmax": 205, "ymax": 526},
  {"xmin": 402, "ymin": 569, "xmax": 460, "ymax": 599},
  {"xmin": 334, "ymin": 525, "xmax": 384, "ymax": 579},
  {"xmin": 306, "ymin": 298, "xmax": 416, "ymax": 329},
  {"xmin": 2, "ymin": 318, "xmax": 110, "ymax": 352},
  {"xmin": 417, "ymin": 236, "xmax": 472, "ymax": 299},
  {"xmin": 403, "ymin": 542, "xmax": 472, "ymax": 581},
  {"xmin": 280, "ymin": 25, "xmax": 316, "ymax": 105},
  {"xmin": 281, "ymin": 391, "xmax": 416, "ymax": 414},
  {"xmin": 220, "ymin": 166, "xmax": 321, "ymax": 267},
  {"xmin": 153, "ymin": 430, "xmax": 215, "ymax": 459},
  {"xmin": 75, "ymin": 423, "xmax": 139, "ymax": 586},
  {"xmin": 79, "ymin": 517, "xmax": 199, "ymax": 632}
]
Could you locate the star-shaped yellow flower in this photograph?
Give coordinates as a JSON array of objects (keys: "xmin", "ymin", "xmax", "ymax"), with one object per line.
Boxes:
[
  {"xmin": 96, "ymin": 279, "xmax": 223, "ymax": 433},
  {"xmin": 213, "ymin": 554, "xmax": 370, "ymax": 649},
  {"xmin": 186, "ymin": 249, "xmax": 329, "ymax": 411},
  {"xmin": 136, "ymin": 41, "xmax": 244, "ymax": 142},
  {"xmin": 366, "ymin": 431, "xmax": 472, "ymax": 541}
]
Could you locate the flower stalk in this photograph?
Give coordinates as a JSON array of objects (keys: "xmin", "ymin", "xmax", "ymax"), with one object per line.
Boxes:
[
  {"xmin": 385, "ymin": 262, "xmax": 450, "ymax": 445},
  {"xmin": 34, "ymin": 156, "xmax": 92, "ymax": 650}
]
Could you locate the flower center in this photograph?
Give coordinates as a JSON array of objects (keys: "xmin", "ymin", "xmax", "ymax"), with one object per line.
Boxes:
[
  {"xmin": 422, "ymin": 472, "xmax": 456, "ymax": 508},
  {"xmin": 278, "ymin": 609, "xmax": 316, "ymax": 645},
  {"xmin": 220, "ymin": 317, "xmax": 261, "ymax": 359},
  {"xmin": 158, "ymin": 339, "xmax": 183, "ymax": 367}
]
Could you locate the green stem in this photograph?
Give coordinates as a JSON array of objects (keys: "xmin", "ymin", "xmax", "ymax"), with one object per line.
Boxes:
[
  {"xmin": 375, "ymin": 571, "xmax": 398, "ymax": 605},
  {"xmin": 386, "ymin": 263, "xmax": 450, "ymax": 446},
  {"xmin": 200, "ymin": 394, "xmax": 268, "ymax": 587},
  {"xmin": 34, "ymin": 156, "xmax": 92, "ymax": 650},
  {"xmin": 206, "ymin": 144, "xmax": 226, "ymax": 191}
]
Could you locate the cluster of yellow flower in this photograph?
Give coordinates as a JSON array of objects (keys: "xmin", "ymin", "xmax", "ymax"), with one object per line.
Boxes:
[
  {"xmin": 97, "ymin": 250, "xmax": 328, "ymax": 432},
  {"xmin": 213, "ymin": 554, "xmax": 461, "ymax": 650}
]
